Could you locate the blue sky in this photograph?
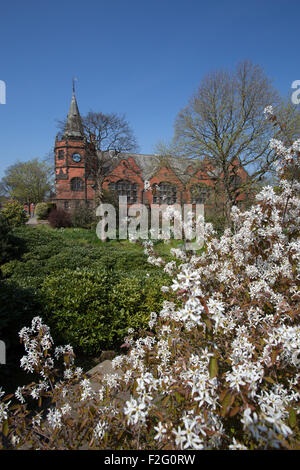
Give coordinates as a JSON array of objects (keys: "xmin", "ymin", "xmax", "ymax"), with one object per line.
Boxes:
[{"xmin": 0, "ymin": 0, "xmax": 299, "ymax": 178}]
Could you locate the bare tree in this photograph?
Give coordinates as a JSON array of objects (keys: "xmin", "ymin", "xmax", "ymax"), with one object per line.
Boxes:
[
  {"xmin": 82, "ymin": 112, "xmax": 138, "ymax": 153},
  {"xmin": 168, "ymin": 60, "xmax": 298, "ymax": 223}
]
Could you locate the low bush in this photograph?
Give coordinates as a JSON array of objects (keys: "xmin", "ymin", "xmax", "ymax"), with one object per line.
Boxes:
[
  {"xmin": 2, "ymin": 226, "xmax": 161, "ymax": 288},
  {"xmin": 108, "ymin": 272, "xmax": 171, "ymax": 338},
  {"xmin": 41, "ymin": 269, "xmax": 117, "ymax": 354},
  {"xmin": 1, "ymin": 227, "xmax": 70, "ymax": 287},
  {"xmin": 35, "ymin": 202, "xmax": 51, "ymax": 220},
  {"xmin": 1, "ymin": 200, "xmax": 28, "ymax": 227},
  {"xmin": 13, "ymin": 226, "xmax": 62, "ymax": 250},
  {"xmin": 48, "ymin": 208, "xmax": 72, "ymax": 228},
  {"xmin": 0, "ymin": 214, "xmax": 23, "ymax": 266},
  {"xmin": 71, "ymin": 205, "xmax": 96, "ymax": 228},
  {"xmin": 40, "ymin": 269, "xmax": 169, "ymax": 355},
  {"xmin": 0, "ymin": 281, "xmax": 41, "ymax": 351}
]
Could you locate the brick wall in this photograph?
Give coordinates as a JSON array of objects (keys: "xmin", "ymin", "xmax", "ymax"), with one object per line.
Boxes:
[{"xmin": 54, "ymin": 138, "xmax": 250, "ymax": 211}]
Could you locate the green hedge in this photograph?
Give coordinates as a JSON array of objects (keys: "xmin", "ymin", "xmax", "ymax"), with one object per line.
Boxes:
[
  {"xmin": 0, "ymin": 214, "xmax": 24, "ymax": 267},
  {"xmin": 40, "ymin": 269, "xmax": 170, "ymax": 354},
  {"xmin": 0, "ymin": 226, "xmax": 170, "ymax": 355},
  {"xmin": 41, "ymin": 269, "xmax": 113, "ymax": 354},
  {"xmin": 2, "ymin": 228, "xmax": 159, "ymax": 288},
  {"xmin": 108, "ymin": 273, "xmax": 169, "ymax": 335}
]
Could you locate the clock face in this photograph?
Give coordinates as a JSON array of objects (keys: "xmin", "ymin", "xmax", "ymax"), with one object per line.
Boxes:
[{"xmin": 72, "ymin": 153, "xmax": 82, "ymax": 163}]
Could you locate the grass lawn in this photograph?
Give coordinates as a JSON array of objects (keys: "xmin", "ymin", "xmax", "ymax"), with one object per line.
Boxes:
[{"xmin": 34, "ymin": 224, "xmax": 186, "ymax": 258}]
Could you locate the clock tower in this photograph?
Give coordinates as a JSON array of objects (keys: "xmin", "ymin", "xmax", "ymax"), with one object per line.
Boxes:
[{"xmin": 54, "ymin": 88, "xmax": 94, "ymax": 211}]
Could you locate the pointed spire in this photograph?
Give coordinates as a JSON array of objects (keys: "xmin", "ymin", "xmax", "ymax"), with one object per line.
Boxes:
[{"xmin": 64, "ymin": 81, "xmax": 84, "ymax": 140}]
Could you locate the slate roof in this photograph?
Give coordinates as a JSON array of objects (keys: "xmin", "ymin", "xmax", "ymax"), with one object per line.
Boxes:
[
  {"xmin": 64, "ymin": 91, "xmax": 84, "ymax": 140},
  {"xmin": 98, "ymin": 151, "xmax": 220, "ymax": 183}
]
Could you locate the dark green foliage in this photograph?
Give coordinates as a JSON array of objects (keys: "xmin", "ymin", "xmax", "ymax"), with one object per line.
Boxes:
[
  {"xmin": 41, "ymin": 269, "xmax": 169, "ymax": 354},
  {"xmin": 205, "ymin": 214, "xmax": 226, "ymax": 236},
  {"xmin": 41, "ymin": 269, "xmax": 113, "ymax": 354},
  {"xmin": 0, "ymin": 280, "xmax": 41, "ymax": 350},
  {"xmin": 1, "ymin": 227, "xmax": 68, "ymax": 287},
  {"xmin": 0, "ymin": 214, "xmax": 24, "ymax": 269},
  {"xmin": 2, "ymin": 227, "xmax": 159, "ymax": 288},
  {"xmin": 1, "ymin": 226, "xmax": 170, "ymax": 356},
  {"xmin": 108, "ymin": 272, "xmax": 170, "ymax": 337}
]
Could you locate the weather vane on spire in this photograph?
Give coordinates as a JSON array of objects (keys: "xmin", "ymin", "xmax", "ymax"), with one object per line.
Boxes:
[{"xmin": 72, "ymin": 77, "xmax": 78, "ymax": 93}]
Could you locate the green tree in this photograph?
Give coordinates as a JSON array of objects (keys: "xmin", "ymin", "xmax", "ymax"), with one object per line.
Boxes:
[
  {"xmin": 1, "ymin": 200, "xmax": 28, "ymax": 227},
  {"xmin": 2, "ymin": 158, "xmax": 53, "ymax": 215}
]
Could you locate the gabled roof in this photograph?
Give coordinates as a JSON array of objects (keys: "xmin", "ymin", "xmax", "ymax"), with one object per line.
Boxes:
[{"xmin": 99, "ymin": 151, "xmax": 210, "ymax": 184}]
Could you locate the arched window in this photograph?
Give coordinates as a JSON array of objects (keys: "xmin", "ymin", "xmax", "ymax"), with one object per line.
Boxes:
[
  {"xmin": 153, "ymin": 182, "xmax": 177, "ymax": 204},
  {"xmin": 109, "ymin": 180, "xmax": 138, "ymax": 203},
  {"xmin": 70, "ymin": 177, "xmax": 83, "ymax": 191},
  {"xmin": 190, "ymin": 184, "xmax": 211, "ymax": 204}
]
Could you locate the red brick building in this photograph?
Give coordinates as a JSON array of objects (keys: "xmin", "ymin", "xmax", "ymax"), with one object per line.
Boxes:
[{"xmin": 54, "ymin": 91, "xmax": 249, "ymax": 211}]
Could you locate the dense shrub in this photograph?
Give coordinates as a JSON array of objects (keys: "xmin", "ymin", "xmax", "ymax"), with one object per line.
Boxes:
[
  {"xmin": 48, "ymin": 208, "xmax": 72, "ymax": 228},
  {"xmin": 44, "ymin": 245, "xmax": 101, "ymax": 272},
  {"xmin": 35, "ymin": 202, "xmax": 51, "ymax": 220},
  {"xmin": 40, "ymin": 269, "xmax": 169, "ymax": 354},
  {"xmin": 13, "ymin": 226, "xmax": 62, "ymax": 249},
  {"xmin": 2, "ymin": 226, "xmax": 160, "ymax": 289},
  {"xmin": 0, "ymin": 215, "xmax": 21, "ymax": 266},
  {"xmin": 1, "ymin": 200, "xmax": 28, "ymax": 227},
  {"xmin": 0, "ymin": 212, "xmax": 11, "ymax": 243},
  {"xmin": 0, "ymin": 225, "xmax": 167, "ymax": 357},
  {"xmin": 2, "ymin": 243, "xmax": 103, "ymax": 289},
  {"xmin": 108, "ymin": 272, "xmax": 171, "ymax": 337},
  {"xmin": 71, "ymin": 205, "xmax": 96, "ymax": 228},
  {"xmin": 0, "ymin": 281, "xmax": 41, "ymax": 351},
  {"xmin": 1, "ymin": 227, "xmax": 69, "ymax": 287},
  {"xmin": 0, "ymin": 215, "xmax": 25, "ymax": 281},
  {"xmin": 205, "ymin": 213, "xmax": 226, "ymax": 236},
  {"xmin": 41, "ymin": 269, "xmax": 118, "ymax": 354}
]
